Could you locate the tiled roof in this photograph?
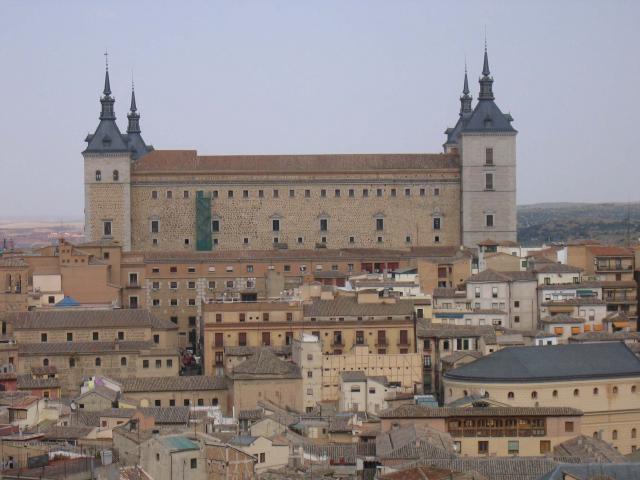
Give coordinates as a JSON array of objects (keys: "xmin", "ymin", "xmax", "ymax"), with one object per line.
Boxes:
[
  {"xmin": 417, "ymin": 319, "xmax": 496, "ymax": 339},
  {"xmin": 381, "ymin": 466, "xmax": 485, "ymax": 480},
  {"xmin": 552, "ymin": 435, "xmax": 628, "ymax": 464},
  {"xmin": 133, "ymin": 150, "xmax": 460, "ymax": 174},
  {"xmin": 538, "ymin": 281, "xmax": 603, "ymax": 291},
  {"xmin": 467, "ymin": 270, "xmax": 514, "ymax": 283},
  {"xmin": 415, "ymin": 458, "xmax": 560, "ymax": 480},
  {"xmin": 433, "ymin": 288, "xmax": 466, "ymax": 298},
  {"xmin": 539, "ymin": 314, "xmax": 585, "ymax": 325},
  {"xmin": 224, "ymin": 345, "xmax": 291, "ymax": 357},
  {"xmin": 533, "ymin": 264, "xmax": 582, "ymax": 274},
  {"xmin": 238, "ymin": 408, "xmax": 264, "ymax": 421},
  {"xmin": 120, "ymin": 375, "xmax": 226, "ymax": 392},
  {"xmin": 7, "ymin": 309, "xmax": 177, "ymax": 331},
  {"xmin": 43, "ymin": 425, "xmax": 94, "ymax": 440},
  {"xmin": 100, "ymin": 407, "xmax": 190, "ymax": 424},
  {"xmin": 568, "ymin": 331, "xmax": 640, "ymax": 342},
  {"xmin": 379, "ymin": 405, "xmax": 582, "ymax": 418},
  {"xmin": 17, "ymin": 375, "xmax": 61, "ymax": 390},
  {"xmin": 229, "ymin": 435, "xmax": 258, "ymax": 446},
  {"xmin": 231, "ymin": 349, "xmax": 301, "ymax": 379},
  {"xmin": 445, "ymin": 343, "xmax": 640, "ymax": 383},
  {"xmin": 588, "ymin": 246, "xmax": 634, "ymax": 257},
  {"xmin": 19, "ymin": 340, "xmax": 158, "ymax": 355},
  {"xmin": 376, "ymin": 424, "xmax": 456, "ymax": 460},
  {"xmin": 440, "ymin": 351, "xmax": 482, "ymax": 365},
  {"xmin": 340, "ymin": 371, "xmax": 366, "ymax": 382},
  {"xmin": 539, "ymin": 464, "xmax": 640, "ymax": 480},
  {"xmin": 303, "ymin": 296, "xmax": 414, "ymax": 318}
]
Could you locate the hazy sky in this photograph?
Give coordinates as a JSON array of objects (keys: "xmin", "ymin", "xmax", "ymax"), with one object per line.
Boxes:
[{"xmin": 1, "ymin": 1, "xmax": 639, "ymax": 218}]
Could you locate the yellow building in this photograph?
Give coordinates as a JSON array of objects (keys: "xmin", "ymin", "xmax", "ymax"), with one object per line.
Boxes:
[
  {"xmin": 380, "ymin": 403, "xmax": 584, "ymax": 457},
  {"xmin": 443, "ymin": 342, "xmax": 640, "ymax": 454},
  {"xmin": 203, "ymin": 289, "xmax": 416, "ymax": 376}
]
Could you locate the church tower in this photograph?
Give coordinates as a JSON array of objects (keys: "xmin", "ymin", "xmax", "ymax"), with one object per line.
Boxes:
[
  {"xmin": 82, "ymin": 57, "xmax": 151, "ymax": 251},
  {"xmin": 445, "ymin": 45, "xmax": 517, "ymax": 247}
]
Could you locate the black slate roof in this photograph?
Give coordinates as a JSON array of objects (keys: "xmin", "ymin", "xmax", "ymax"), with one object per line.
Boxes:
[{"xmin": 444, "ymin": 342, "xmax": 640, "ymax": 383}]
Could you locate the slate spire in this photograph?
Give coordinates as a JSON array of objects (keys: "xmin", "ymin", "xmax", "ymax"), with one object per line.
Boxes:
[
  {"xmin": 460, "ymin": 63, "xmax": 473, "ymax": 115},
  {"xmin": 478, "ymin": 41, "xmax": 494, "ymax": 101},
  {"xmin": 127, "ymin": 80, "xmax": 141, "ymax": 134},
  {"xmin": 99, "ymin": 52, "xmax": 116, "ymax": 120}
]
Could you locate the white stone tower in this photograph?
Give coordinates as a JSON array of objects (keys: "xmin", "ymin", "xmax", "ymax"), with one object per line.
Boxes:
[
  {"xmin": 445, "ymin": 46, "xmax": 517, "ymax": 248},
  {"xmin": 82, "ymin": 58, "xmax": 151, "ymax": 251}
]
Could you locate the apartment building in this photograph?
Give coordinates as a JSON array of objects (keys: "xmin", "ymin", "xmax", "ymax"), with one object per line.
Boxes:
[
  {"xmin": 202, "ymin": 288, "xmax": 416, "ymax": 376},
  {"xmin": 5, "ymin": 309, "xmax": 180, "ymax": 395}
]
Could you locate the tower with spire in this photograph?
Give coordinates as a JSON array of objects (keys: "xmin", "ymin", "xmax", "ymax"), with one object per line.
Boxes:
[
  {"xmin": 82, "ymin": 55, "xmax": 152, "ymax": 251},
  {"xmin": 444, "ymin": 42, "xmax": 517, "ymax": 247}
]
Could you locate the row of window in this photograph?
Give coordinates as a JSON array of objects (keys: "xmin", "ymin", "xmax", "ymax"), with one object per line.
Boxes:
[
  {"xmin": 94, "ymin": 170, "xmax": 119, "ymax": 181},
  {"xmin": 453, "ymin": 385, "xmax": 639, "ymax": 399},
  {"xmin": 40, "ymin": 331, "xmax": 128, "ymax": 342},
  {"xmin": 149, "ymin": 186, "xmax": 443, "ymax": 200},
  {"xmin": 148, "ymin": 262, "xmax": 391, "ymax": 275},
  {"xmin": 213, "ymin": 329, "xmax": 409, "ymax": 347},
  {"xmin": 42, "ymin": 356, "xmax": 172, "ymax": 368}
]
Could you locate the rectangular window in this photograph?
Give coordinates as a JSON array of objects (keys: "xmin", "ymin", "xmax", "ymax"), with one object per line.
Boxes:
[
  {"xmin": 258, "ymin": 189, "xmax": 264, "ymax": 198},
  {"xmin": 565, "ymin": 421, "xmax": 574, "ymax": 433},
  {"xmin": 211, "ymin": 220, "xmax": 220, "ymax": 232},
  {"xmin": 289, "ymin": 189, "xmax": 295, "ymax": 198},
  {"xmin": 486, "ymin": 147, "xmax": 494, "ymax": 165},
  {"xmin": 67, "ymin": 332, "xmax": 73, "ymax": 342},
  {"xmin": 433, "ymin": 218, "xmax": 441, "ymax": 230},
  {"xmin": 434, "ymin": 187, "xmax": 440, "ymax": 196},
  {"xmin": 348, "ymin": 189, "xmax": 354, "ymax": 197},
  {"xmin": 335, "ymin": 189, "xmax": 340, "ymax": 197},
  {"xmin": 420, "ymin": 188, "xmax": 426, "ymax": 196},
  {"xmin": 41, "ymin": 333, "xmax": 47, "ymax": 342},
  {"xmin": 243, "ymin": 189, "xmax": 249, "ymax": 198},
  {"xmin": 376, "ymin": 188, "xmax": 383, "ymax": 197},
  {"xmin": 478, "ymin": 441, "xmax": 489, "ymax": 454},
  {"xmin": 272, "ymin": 219, "xmax": 280, "ymax": 232},
  {"xmin": 508, "ymin": 440, "xmax": 519, "ymax": 455},
  {"xmin": 305, "ymin": 189, "xmax": 310, "ymax": 198},
  {"xmin": 273, "ymin": 189, "xmax": 279, "ymax": 198},
  {"xmin": 151, "ymin": 220, "xmax": 159, "ymax": 233},
  {"xmin": 92, "ymin": 332, "xmax": 99, "ymax": 341},
  {"xmin": 262, "ymin": 332, "xmax": 271, "ymax": 346},
  {"xmin": 227, "ymin": 190, "xmax": 234, "ymax": 198},
  {"xmin": 183, "ymin": 190, "xmax": 189, "ymax": 199},
  {"xmin": 263, "ymin": 312, "xmax": 270, "ymax": 322},
  {"xmin": 151, "ymin": 190, "xmax": 158, "ymax": 199},
  {"xmin": 390, "ymin": 188, "xmax": 397, "ymax": 197},
  {"xmin": 166, "ymin": 190, "xmax": 173, "ymax": 199},
  {"xmin": 540, "ymin": 440, "xmax": 551, "ymax": 454},
  {"xmin": 485, "ymin": 173, "xmax": 494, "ymax": 190},
  {"xmin": 363, "ymin": 188, "xmax": 369, "ymax": 197},
  {"xmin": 320, "ymin": 219, "xmax": 328, "ymax": 231},
  {"xmin": 238, "ymin": 332, "xmax": 247, "ymax": 346},
  {"xmin": 404, "ymin": 188, "xmax": 410, "ymax": 196},
  {"xmin": 486, "ymin": 214, "xmax": 494, "ymax": 227},
  {"xmin": 103, "ymin": 221, "xmax": 112, "ymax": 237},
  {"xmin": 376, "ymin": 218, "xmax": 384, "ymax": 231},
  {"xmin": 212, "ymin": 190, "xmax": 218, "ymax": 198},
  {"xmin": 321, "ymin": 189, "xmax": 326, "ymax": 197}
]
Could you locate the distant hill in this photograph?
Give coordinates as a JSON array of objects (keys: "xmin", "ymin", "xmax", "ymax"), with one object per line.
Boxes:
[{"xmin": 518, "ymin": 202, "xmax": 640, "ymax": 246}]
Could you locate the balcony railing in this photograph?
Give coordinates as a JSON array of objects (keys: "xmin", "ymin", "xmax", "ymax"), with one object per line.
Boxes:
[
  {"xmin": 331, "ymin": 339, "xmax": 345, "ymax": 347},
  {"xmin": 448, "ymin": 427, "xmax": 546, "ymax": 438},
  {"xmin": 375, "ymin": 338, "xmax": 388, "ymax": 347}
]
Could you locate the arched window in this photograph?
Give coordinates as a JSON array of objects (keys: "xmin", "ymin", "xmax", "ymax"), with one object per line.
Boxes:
[
  {"xmin": 612, "ymin": 386, "xmax": 618, "ymax": 394},
  {"xmin": 593, "ymin": 387, "xmax": 599, "ymax": 395},
  {"xmin": 43, "ymin": 358, "xmax": 49, "ymax": 367},
  {"xmin": 632, "ymin": 428, "xmax": 637, "ymax": 439},
  {"xmin": 463, "ymin": 390, "xmax": 468, "ymax": 397},
  {"xmin": 633, "ymin": 385, "xmax": 637, "ymax": 393},
  {"xmin": 531, "ymin": 391, "xmax": 538, "ymax": 399},
  {"xmin": 448, "ymin": 388, "xmax": 452, "ymax": 397},
  {"xmin": 120, "ymin": 357, "xmax": 127, "ymax": 366},
  {"xmin": 483, "ymin": 391, "xmax": 490, "ymax": 398},
  {"xmin": 552, "ymin": 390, "xmax": 558, "ymax": 398},
  {"xmin": 95, "ymin": 357, "xmax": 101, "ymax": 367},
  {"xmin": 113, "ymin": 170, "xmax": 119, "ymax": 181},
  {"xmin": 573, "ymin": 388, "xmax": 580, "ymax": 397},
  {"xmin": 593, "ymin": 431, "xmax": 599, "ymax": 439},
  {"xmin": 508, "ymin": 392, "xmax": 514, "ymax": 399},
  {"xmin": 613, "ymin": 430, "xmax": 618, "ymax": 440},
  {"xmin": 95, "ymin": 170, "xmax": 102, "ymax": 181}
]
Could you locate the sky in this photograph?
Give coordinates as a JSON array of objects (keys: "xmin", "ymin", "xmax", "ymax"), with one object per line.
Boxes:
[{"xmin": 1, "ymin": 0, "xmax": 639, "ymax": 218}]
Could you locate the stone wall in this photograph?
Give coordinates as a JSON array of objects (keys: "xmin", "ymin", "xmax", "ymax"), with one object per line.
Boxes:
[{"xmin": 129, "ymin": 172, "xmax": 461, "ymax": 251}]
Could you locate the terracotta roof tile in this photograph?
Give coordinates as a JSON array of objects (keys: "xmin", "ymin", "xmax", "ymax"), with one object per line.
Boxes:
[
  {"xmin": 132, "ymin": 150, "xmax": 460, "ymax": 174},
  {"xmin": 120, "ymin": 375, "xmax": 226, "ymax": 392},
  {"xmin": 7, "ymin": 309, "xmax": 177, "ymax": 331}
]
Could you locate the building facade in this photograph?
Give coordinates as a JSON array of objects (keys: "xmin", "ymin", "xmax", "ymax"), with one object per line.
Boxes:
[{"xmin": 83, "ymin": 48, "xmax": 516, "ymax": 252}]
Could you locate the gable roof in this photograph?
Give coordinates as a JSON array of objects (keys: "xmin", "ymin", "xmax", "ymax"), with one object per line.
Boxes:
[
  {"xmin": 7, "ymin": 309, "xmax": 177, "ymax": 330},
  {"xmin": 303, "ymin": 296, "xmax": 414, "ymax": 318},
  {"xmin": 444, "ymin": 343, "xmax": 640, "ymax": 383},
  {"xmin": 230, "ymin": 349, "xmax": 301, "ymax": 380},
  {"xmin": 120, "ymin": 375, "xmax": 226, "ymax": 392},
  {"xmin": 133, "ymin": 150, "xmax": 460, "ymax": 175}
]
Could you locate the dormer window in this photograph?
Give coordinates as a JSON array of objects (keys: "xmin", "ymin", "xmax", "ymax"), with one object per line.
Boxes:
[
  {"xmin": 95, "ymin": 170, "xmax": 102, "ymax": 181},
  {"xmin": 113, "ymin": 170, "xmax": 119, "ymax": 181}
]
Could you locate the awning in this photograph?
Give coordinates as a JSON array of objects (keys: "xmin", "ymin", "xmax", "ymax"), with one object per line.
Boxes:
[{"xmin": 613, "ymin": 321, "xmax": 629, "ymax": 329}]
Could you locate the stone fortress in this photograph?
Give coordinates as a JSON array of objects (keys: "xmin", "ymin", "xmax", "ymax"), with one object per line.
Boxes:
[{"xmin": 83, "ymin": 46, "xmax": 516, "ymax": 252}]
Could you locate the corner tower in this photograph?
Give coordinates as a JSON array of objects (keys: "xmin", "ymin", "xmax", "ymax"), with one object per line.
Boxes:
[{"xmin": 446, "ymin": 45, "xmax": 517, "ymax": 247}]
